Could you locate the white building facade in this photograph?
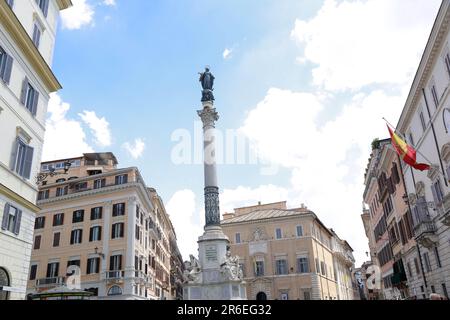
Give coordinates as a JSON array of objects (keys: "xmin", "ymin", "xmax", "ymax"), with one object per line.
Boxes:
[
  {"xmin": 396, "ymin": 0, "xmax": 450, "ymax": 300},
  {"xmin": 0, "ymin": 0, "xmax": 71, "ymax": 300}
]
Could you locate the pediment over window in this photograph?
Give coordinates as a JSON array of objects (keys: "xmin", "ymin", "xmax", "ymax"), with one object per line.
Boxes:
[
  {"xmin": 441, "ymin": 143, "xmax": 450, "ymax": 163},
  {"xmin": 427, "ymin": 165, "xmax": 440, "ymax": 181},
  {"xmin": 416, "ymin": 182, "xmax": 425, "ymax": 197}
]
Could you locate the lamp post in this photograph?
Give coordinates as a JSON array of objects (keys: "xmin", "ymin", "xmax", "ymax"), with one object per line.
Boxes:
[{"xmin": 36, "ymin": 161, "xmax": 72, "ymax": 185}]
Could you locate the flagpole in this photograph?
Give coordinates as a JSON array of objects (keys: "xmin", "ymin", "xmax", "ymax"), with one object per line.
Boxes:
[{"xmin": 382, "ymin": 118, "xmax": 448, "ymax": 181}]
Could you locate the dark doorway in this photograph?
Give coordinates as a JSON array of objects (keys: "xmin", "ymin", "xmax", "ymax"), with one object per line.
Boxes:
[
  {"xmin": 0, "ymin": 267, "xmax": 10, "ymax": 300},
  {"xmin": 256, "ymin": 292, "xmax": 267, "ymax": 300}
]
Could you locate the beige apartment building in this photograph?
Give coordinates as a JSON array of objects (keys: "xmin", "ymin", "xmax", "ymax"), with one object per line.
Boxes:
[
  {"xmin": 25, "ymin": 152, "xmax": 182, "ymax": 300},
  {"xmin": 221, "ymin": 201, "xmax": 355, "ymax": 300}
]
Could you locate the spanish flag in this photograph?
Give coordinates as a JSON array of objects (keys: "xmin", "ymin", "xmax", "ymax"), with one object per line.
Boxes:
[{"xmin": 387, "ymin": 125, "xmax": 430, "ymax": 171}]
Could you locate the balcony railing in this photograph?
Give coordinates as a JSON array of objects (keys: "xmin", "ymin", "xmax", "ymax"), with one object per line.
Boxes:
[
  {"xmin": 414, "ymin": 219, "xmax": 437, "ymax": 237},
  {"xmin": 105, "ymin": 270, "xmax": 124, "ymax": 280},
  {"xmin": 36, "ymin": 277, "xmax": 65, "ymax": 287}
]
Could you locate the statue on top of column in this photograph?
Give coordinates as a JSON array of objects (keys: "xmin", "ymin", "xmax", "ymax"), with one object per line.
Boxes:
[{"xmin": 199, "ymin": 66, "xmax": 215, "ymax": 102}]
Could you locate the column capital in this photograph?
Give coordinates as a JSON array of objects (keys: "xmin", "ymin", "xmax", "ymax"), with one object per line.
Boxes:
[{"xmin": 198, "ymin": 106, "xmax": 219, "ymax": 129}]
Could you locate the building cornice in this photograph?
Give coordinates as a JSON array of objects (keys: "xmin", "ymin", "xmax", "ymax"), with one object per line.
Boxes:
[
  {"xmin": 57, "ymin": 0, "xmax": 73, "ymax": 10},
  {"xmin": 0, "ymin": 1, "xmax": 62, "ymax": 92},
  {"xmin": 0, "ymin": 184, "xmax": 40, "ymax": 213},
  {"xmin": 397, "ymin": 1, "xmax": 450, "ymax": 132}
]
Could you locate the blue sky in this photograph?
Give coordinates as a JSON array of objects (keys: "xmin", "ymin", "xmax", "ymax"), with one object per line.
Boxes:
[{"xmin": 45, "ymin": 0, "xmax": 442, "ymax": 263}]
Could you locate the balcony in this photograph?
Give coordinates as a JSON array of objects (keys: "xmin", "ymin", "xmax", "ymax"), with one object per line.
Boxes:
[
  {"xmin": 105, "ymin": 270, "xmax": 124, "ymax": 283},
  {"xmin": 437, "ymin": 193, "xmax": 450, "ymax": 227},
  {"xmin": 414, "ymin": 219, "xmax": 438, "ymax": 249},
  {"xmin": 36, "ymin": 277, "xmax": 65, "ymax": 288}
]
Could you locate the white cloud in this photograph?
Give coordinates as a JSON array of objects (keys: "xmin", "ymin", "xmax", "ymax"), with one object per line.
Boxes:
[
  {"xmin": 166, "ymin": 190, "xmax": 203, "ymax": 261},
  {"xmin": 291, "ymin": 0, "xmax": 441, "ymax": 91},
  {"xmin": 103, "ymin": 0, "xmax": 116, "ymax": 6},
  {"xmin": 240, "ymin": 88, "xmax": 405, "ymax": 265},
  {"xmin": 60, "ymin": 0, "xmax": 95, "ymax": 30},
  {"xmin": 42, "ymin": 94, "xmax": 94, "ymax": 161},
  {"xmin": 122, "ymin": 138, "xmax": 146, "ymax": 159},
  {"xmin": 79, "ymin": 111, "xmax": 112, "ymax": 147},
  {"xmin": 223, "ymin": 48, "xmax": 233, "ymax": 60}
]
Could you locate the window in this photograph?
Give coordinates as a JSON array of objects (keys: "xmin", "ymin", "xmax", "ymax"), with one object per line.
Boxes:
[
  {"xmin": 297, "ymin": 257, "xmax": 309, "ymax": 273},
  {"xmin": 280, "ymin": 293, "xmax": 289, "ymax": 300},
  {"xmin": 296, "ymin": 225, "xmax": 303, "ymax": 237},
  {"xmin": 115, "ymin": 174, "xmax": 128, "ymax": 185},
  {"xmin": 108, "ymin": 285, "xmax": 122, "ymax": 296},
  {"xmin": 46, "ymin": 262, "xmax": 59, "ymax": 278},
  {"xmin": 407, "ymin": 262, "xmax": 413, "ymax": 278},
  {"xmin": 303, "ymin": 291, "xmax": 311, "ymax": 300},
  {"xmin": 0, "ymin": 45, "xmax": 13, "ymax": 84},
  {"xmin": 275, "ymin": 228, "xmax": 282, "ymax": 240},
  {"xmin": 135, "ymin": 225, "xmax": 140, "ymax": 240},
  {"xmin": 423, "ymin": 253, "xmax": 431, "ymax": 273},
  {"xmin": 72, "ymin": 210, "xmax": 84, "ymax": 223},
  {"xmin": 29, "ymin": 265, "xmax": 37, "ymax": 281},
  {"xmin": 414, "ymin": 258, "xmax": 421, "ymax": 277},
  {"xmin": 445, "ymin": 52, "xmax": 450, "ymax": 78},
  {"xmin": 431, "ymin": 180, "xmax": 444, "ymax": 205},
  {"xmin": 315, "ymin": 259, "xmax": 320, "ymax": 273},
  {"xmin": 90, "ymin": 207, "xmax": 102, "ymax": 220},
  {"xmin": 74, "ymin": 182, "xmax": 88, "ymax": 192},
  {"xmin": 235, "ymin": 233, "xmax": 241, "ymax": 244},
  {"xmin": 53, "ymin": 213, "xmax": 64, "ymax": 227},
  {"xmin": 112, "ymin": 223, "xmax": 124, "ymax": 239},
  {"xmin": 53, "ymin": 232, "xmax": 60, "ymax": 247},
  {"xmin": 320, "ymin": 261, "xmax": 327, "ymax": 276},
  {"xmin": 276, "ymin": 259, "xmax": 288, "ymax": 275},
  {"xmin": 419, "ymin": 111, "xmax": 427, "ymax": 132},
  {"xmin": 255, "ymin": 261, "xmax": 264, "ymax": 277},
  {"xmin": 89, "ymin": 226, "xmax": 102, "ymax": 242},
  {"xmin": 431, "ymin": 85, "xmax": 439, "ymax": 108},
  {"xmin": 70, "ymin": 229, "xmax": 83, "ymax": 245},
  {"xmin": 408, "ymin": 132, "xmax": 415, "ymax": 147},
  {"xmin": 113, "ymin": 203, "xmax": 125, "ymax": 217},
  {"xmin": 55, "ymin": 178, "xmax": 66, "ymax": 183},
  {"xmin": 32, "ymin": 23, "xmax": 42, "ymax": 48},
  {"xmin": 37, "ymin": 190, "xmax": 49, "ymax": 201},
  {"xmin": 56, "ymin": 186, "xmax": 68, "ymax": 197},
  {"xmin": 93, "ymin": 179, "xmax": 106, "ymax": 189},
  {"xmin": 34, "ymin": 235, "xmax": 41, "ymax": 250},
  {"xmin": 1, "ymin": 203, "xmax": 22, "ymax": 235},
  {"xmin": 87, "ymin": 258, "xmax": 100, "ymax": 275},
  {"xmin": 35, "ymin": 0, "xmax": 50, "ymax": 17},
  {"xmin": 34, "ymin": 216, "xmax": 45, "ymax": 229},
  {"xmin": 11, "ymin": 137, "xmax": 34, "ymax": 179},
  {"xmin": 110, "ymin": 255, "xmax": 122, "ymax": 271},
  {"xmin": 434, "ymin": 247, "xmax": 442, "ymax": 268},
  {"xmin": 20, "ymin": 78, "xmax": 39, "ymax": 116}
]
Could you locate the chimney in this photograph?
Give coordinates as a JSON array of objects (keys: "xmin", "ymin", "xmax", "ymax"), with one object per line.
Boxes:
[{"xmin": 222, "ymin": 213, "xmax": 235, "ymax": 220}]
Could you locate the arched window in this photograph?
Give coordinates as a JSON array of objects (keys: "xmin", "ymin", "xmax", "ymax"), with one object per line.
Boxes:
[
  {"xmin": 107, "ymin": 285, "xmax": 122, "ymax": 296},
  {"xmin": 56, "ymin": 178, "xmax": 66, "ymax": 183},
  {"xmin": 0, "ymin": 268, "xmax": 10, "ymax": 300},
  {"xmin": 256, "ymin": 292, "xmax": 267, "ymax": 300}
]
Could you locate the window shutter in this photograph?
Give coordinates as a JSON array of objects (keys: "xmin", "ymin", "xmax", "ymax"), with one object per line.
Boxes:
[
  {"xmin": 23, "ymin": 145, "xmax": 34, "ymax": 179},
  {"xmin": 20, "ymin": 77, "xmax": 28, "ymax": 105},
  {"xmin": 89, "ymin": 228, "xmax": 93, "ymax": 242},
  {"xmin": 120, "ymin": 224, "xmax": 124, "ymax": 238},
  {"xmin": 43, "ymin": 0, "xmax": 49, "ymax": 17},
  {"xmin": 1, "ymin": 203, "xmax": 10, "ymax": 230},
  {"xmin": 109, "ymin": 256, "xmax": 114, "ymax": 271},
  {"xmin": 124, "ymin": 175, "xmax": 128, "ymax": 183},
  {"xmin": 118, "ymin": 255, "xmax": 122, "ymax": 270},
  {"xmin": 431, "ymin": 185, "xmax": 438, "ymax": 207},
  {"xmin": 3, "ymin": 54, "xmax": 13, "ymax": 85},
  {"xmin": 46, "ymin": 264, "xmax": 51, "ymax": 278},
  {"xmin": 98, "ymin": 226, "xmax": 102, "ymax": 241},
  {"xmin": 101, "ymin": 179, "xmax": 106, "ymax": 187},
  {"xmin": 95, "ymin": 258, "xmax": 100, "ymax": 274},
  {"xmin": 13, "ymin": 209, "xmax": 22, "ymax": 235},
  {"xmin": 31, "ymin": 90, "xmax": 39, "ymax": 116},
  {"xmin": 70, "ymin": 231, "xmax": 74, "ymax": 245},
  {"xmin": 9, "ymin": 137, "xmax": 19, "ymax": 171}
]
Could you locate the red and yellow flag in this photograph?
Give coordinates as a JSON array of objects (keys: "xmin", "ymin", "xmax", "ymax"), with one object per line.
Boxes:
[{"xmin": 387, "ymin": 125, "xmax": 430, "ymax": 171}]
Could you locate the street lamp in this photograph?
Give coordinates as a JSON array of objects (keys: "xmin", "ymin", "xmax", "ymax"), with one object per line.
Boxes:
[{"xmin": 36, "ymin": 161, "xmax": 72, "ymax": 185}]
